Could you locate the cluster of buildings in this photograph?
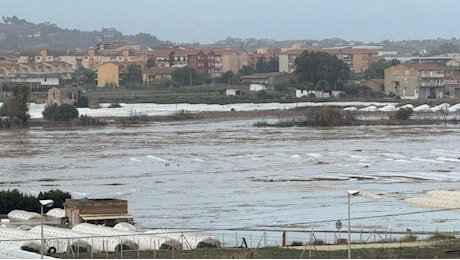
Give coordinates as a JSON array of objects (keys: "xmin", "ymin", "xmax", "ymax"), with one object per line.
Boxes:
[
  {"xmin": 383, "ymin": 57, "xmax": 460, "ymax": 99},
  {"xmin": 0, "ymin": 42, "xmax": 380, "ymax": 90},
  {"xmin": 2, "ymin": 41, "xmax": 460, "ymax": 99}
]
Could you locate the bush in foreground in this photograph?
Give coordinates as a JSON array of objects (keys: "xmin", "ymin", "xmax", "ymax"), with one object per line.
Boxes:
[{"xmin": 42, "ymin": 103, "xmax": 79, "ymax": 121}]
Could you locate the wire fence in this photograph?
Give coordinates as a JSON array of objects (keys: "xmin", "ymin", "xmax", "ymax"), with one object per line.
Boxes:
[{"xmin": 2, "ymin": 225, "xmax": 460, "ymax": 258}]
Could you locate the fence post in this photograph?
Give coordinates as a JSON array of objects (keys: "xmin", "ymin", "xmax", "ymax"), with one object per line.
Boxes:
[{"xmin": 282, "ymin": 231, "xmax": 286, "ymax": 247}]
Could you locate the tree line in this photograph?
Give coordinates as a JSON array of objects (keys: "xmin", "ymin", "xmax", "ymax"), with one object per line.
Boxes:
[{"xmin": 0, "ymin": 189, "xmax": 71, "ymax": 214}]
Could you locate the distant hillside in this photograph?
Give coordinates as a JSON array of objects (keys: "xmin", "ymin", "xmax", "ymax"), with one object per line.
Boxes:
[
  {"xmin": 0, "ymin": 16, "xmax": 460, "ymax": 55},
  {"xmin": 0, "ymin": 16, "xmax": 163, "ymax": 51}
]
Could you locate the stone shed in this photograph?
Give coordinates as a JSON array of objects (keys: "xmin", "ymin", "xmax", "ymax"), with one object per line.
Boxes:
[{"xmin": 46, "ymin": 86, "xmax": 85, "ymax": 106}]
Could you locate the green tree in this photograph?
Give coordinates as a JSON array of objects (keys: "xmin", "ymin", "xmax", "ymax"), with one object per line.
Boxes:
[
  {"xmin": 364, "ymin": 59, "xmax": 400, "ymax": 79},
  {"xmin": 121, "ymin": 64, "xmax": 143, "ymax": 85},
  {"xmin": 146, "ymin": 58, "xmax": 155, "ymax": 68},
  {"xmin": 256, "ymin": 56, "xmax": 279, "ymax": 73},
  {"xmin": 217, "ymin": 70, "xmax": 241, "ymax": 85},
  {"xmin": 294, "ymin": 51, "xmax": 349, "ymax": 86},
  {"xmin": 172, "ymin": 67, "xmax": 207, "ymax": 86},
  {"xmin": 0, "ymin": 85, "xmax": 30, "ymax": 124},
  {"xmin": 37, "ymin": 190, "xmax": 72, "ymax": 210},
  {"xmin": 239, "ymin": 65, "xmax": 256, "ymax": 76},
  {"xmin": 0, "ymin": 189, "xmax": 71, "ymax": 214},
  {"xmin": 72, "ymin": 67, "xmax": 96, "ymax": 86}
]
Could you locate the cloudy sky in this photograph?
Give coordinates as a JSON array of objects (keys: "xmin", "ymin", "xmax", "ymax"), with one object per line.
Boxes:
[{"xmin": 2, "ymin": 0, "xmax": 459, "ymax": 44}]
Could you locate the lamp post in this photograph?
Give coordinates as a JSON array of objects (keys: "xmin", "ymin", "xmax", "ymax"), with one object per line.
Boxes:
[
  {"xmin": 39, "ymin": 199, "xmax": 54, "ymax": 259},
  {"xmin": 347, "ymin": 190, "xmax": 359, "ymax": 259}
]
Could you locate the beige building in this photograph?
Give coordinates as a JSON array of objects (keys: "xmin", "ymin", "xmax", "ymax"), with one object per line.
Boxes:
[
  {"xmin": 97, "ymin": 62, "xmax": 119, "ymax": 87},
  {"xmin": 212, "ymin": 48, "xmax": 248, "ymax": 75},
  {"xmin": 279, "ymin": 48, "xmax": 308, "ymax": 73},
  {"xmin": 384, "ymin": 63, "xmax": 445, "ymax": 99}
]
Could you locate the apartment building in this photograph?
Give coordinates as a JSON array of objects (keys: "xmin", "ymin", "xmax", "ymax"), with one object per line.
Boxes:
[
  {"xmin": 322, "ymin": 47, "xmax": 378, "ymax": 74},
  {"xmin": 188, "ymin": 49, "xmax": 216, "ymax": 77},
  {"xmin": 212, "ymin": 48, "xmax": 248, "ymax": 75},
  {"xmin": 147, "ymin": 46, "xmax": 193, "ymax": 68},
  {"xmin": 279, "ymin": 47, "xmax": 378, "ymax": 74},
  {"xmin": 384, "ymin": 63, "xmax": 445, "ymax": 99},
  {"xmin": 278, "ymin": 48, "xmax": 308, "ymax": 73}
]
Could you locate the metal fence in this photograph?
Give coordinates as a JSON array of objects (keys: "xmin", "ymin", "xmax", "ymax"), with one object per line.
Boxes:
[{"xmin": 2, "ymin": 225, "xmax": 459, "ymax": 258}]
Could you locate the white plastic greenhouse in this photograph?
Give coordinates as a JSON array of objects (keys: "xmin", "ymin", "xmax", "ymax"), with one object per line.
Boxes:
[
  {"xmin": 113, "ymin": 222, "xmax": 136, "ymax": 232},
  {"xmin": 145, "ymin": 229, "xmax": 221, "ymax": 249},
  {"xmin": 0, "ymin": 244, "xmax": 56, "ymax": 259},
  {"xmin": 7, "ymin": 210, "xmax": 41, "ymax": 220},
  {"xmin": 0, "ymin": 226, "xmax": 66, "ymax": 254},
  {"xmin": 29, "ymin": 225, "xmax": 93, "ymax": 253},
  {"xmin": 46, "ymin": 208, "xmax": 65, "ymax": 218},
  {"xmin": 0, "ymin": 234, "xmax": 41, "ymax": 253},
  {"xmin": 72, "ymin": 223, "xmax": 181, "ymax": 250}
]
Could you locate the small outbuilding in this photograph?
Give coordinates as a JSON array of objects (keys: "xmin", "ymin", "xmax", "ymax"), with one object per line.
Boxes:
[
  {"xmin": 46, "ymin": 86, "xmax": 85, "ymax": 106},
  {"xmin": 64, "ymin": 198, "xmax": 133, "ymax": 227}
]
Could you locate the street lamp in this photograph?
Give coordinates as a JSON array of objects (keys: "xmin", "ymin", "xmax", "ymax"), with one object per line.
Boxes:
[
  {"xmin": 39, "ymin": 199, "xmax": 54, "ymax": 259},
  {"xmin": 347, "ymin": 190, "xmax": 359, "ymax": 259}
]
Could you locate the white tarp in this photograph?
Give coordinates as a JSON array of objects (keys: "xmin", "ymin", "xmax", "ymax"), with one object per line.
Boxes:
[{"xmin": 7, "ymin": 210, "xmax": 41, "ymax": 220}]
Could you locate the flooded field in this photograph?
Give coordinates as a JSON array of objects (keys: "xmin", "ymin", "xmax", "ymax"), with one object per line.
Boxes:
[{"xmin": 1, "ymin": 118, "xmax": 460, "ymax": 234}]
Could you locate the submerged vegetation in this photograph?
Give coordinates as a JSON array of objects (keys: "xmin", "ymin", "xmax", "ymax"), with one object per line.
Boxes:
[{"xmin": 253, "ymin": 106, "xmax": 453, "ymax": 127}]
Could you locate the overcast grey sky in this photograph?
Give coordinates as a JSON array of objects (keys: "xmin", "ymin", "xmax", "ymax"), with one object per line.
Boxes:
[{"xmin": 2, "ymin": 0, "xmax": 459, "ymax": 44}]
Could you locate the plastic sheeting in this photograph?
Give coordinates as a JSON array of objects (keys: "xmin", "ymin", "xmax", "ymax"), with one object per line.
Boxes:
[
  {"xmin": 0, "ymin": 245, "xmax": 55, "ymax": 259},
  {"xmin": 0, "ymin": 234, "xmax": 41, "ymax": 253},
  {"xmin": 7, "ymin": 210, "xmax": 41, "ymax": 220},
  {"xmin": 113, "ymin": 222, "xmax": 136, "ymax": 232},
  {"xmin": 145, "ymin": 229, "xmax": 221, "ymax": 249},
  {"xmin": 46, "ymin": 208, "xmax": 65, "ymax": 218},
  {"xmin": 29, "ymin": 225, "xmax": 93, "ymax": 253},
  {"xmin": 73, "ymin": 223, "xmax": 181, "ymax": 250},
  {"xmin": 0, "ymin": 226, "xmax": 66, "ymax": 254}
]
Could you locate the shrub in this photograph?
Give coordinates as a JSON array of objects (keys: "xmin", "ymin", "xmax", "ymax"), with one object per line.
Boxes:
[
  {"xmin": 108, "ymin": 103, "xmax": 122, "ymax": 108},
  {"xmin": 42, "ymin": 103, "xmax": 79, "ymax": 121},
  {"xmin": 428, "ymin": 232, "xmax": 455, "ymax": 241},
  {"xmin": 290, "ymin": 241, "xmax": 303, "ymax": 246},
  {"xmin": 254, "ymin": 120, "xmax": 269, "ymax": 127},
  {"xmin": 311, "ymin": 239, "xmax": 325, "ymax": 245},
  {"xmin": 74, "ymin": 96, "xmax": 89, "ymax": 108},
  {"xmin": 400, "ymin": 234, "xmax": 418, "ymax": 242},
  {"xmin": 302, "ymin": 106, "xmax": 355, "ymax": 126},
  {"xmin": 394, "ymin": 107, "xmax": 413, "ymax": 120},
  {"xmin": 78, "ymin": 115, "xmax": 107, "ymax": 126}
]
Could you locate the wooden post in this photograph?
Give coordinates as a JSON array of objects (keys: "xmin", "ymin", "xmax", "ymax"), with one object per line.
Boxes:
[{"xmin": 282, "ymin": 231, "xmax": 286, "ymax": 247}]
